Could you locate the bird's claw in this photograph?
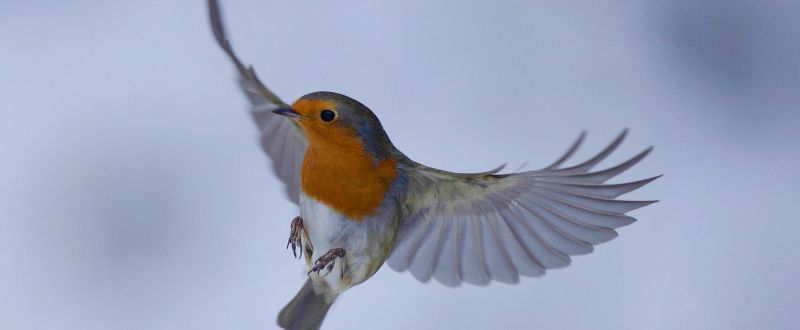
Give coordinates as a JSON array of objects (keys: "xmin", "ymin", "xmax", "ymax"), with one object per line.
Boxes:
[
  {"xmin": 286, "ymin": 216, "xmax": 303, "ymax": 259},
  {"xmin": 308, "ymin": 248, "xmax": 346, "ymax": 278}
]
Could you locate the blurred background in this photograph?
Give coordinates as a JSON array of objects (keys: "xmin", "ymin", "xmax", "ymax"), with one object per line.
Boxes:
[{"xmin": 2, "ymin": 0, "xmax": 798, "ymax": 329}]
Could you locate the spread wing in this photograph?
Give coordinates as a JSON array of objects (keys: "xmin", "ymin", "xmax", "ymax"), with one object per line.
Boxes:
[
  {"xmin": 208, "ymin": 0, "xmax": 307, "ymax": 204},
  {"xmin": 388, "ymin": 130, "xmax": 659, "ymax": 286}
]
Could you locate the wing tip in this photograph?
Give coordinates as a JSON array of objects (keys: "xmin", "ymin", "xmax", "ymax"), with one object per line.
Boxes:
[
  {"xmin": 648, "ymin": 173, "xmax": 663, "ymax": 181},
  {"xmin": 545, "ymin": 130, "xmax": 588, "ymax": 170},
  {"xmin": 207, "ymin": 0, "xmax": 236, "ymax": 62},
  {"xmin": 620, "ymin": 174, "xmax": 662, "ymax": 194},
  {"xmin": 626, "ymin": 199, "xmax": 659, "ymax": 211},
  {"xmin": 612, "ymin": 128, "xmax": 629, "ymax": 146},
  {"xmin": 208, "ymin": 0, "xmax": 268, "ymax": 90}
]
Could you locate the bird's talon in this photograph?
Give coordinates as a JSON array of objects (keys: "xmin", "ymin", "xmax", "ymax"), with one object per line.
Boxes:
[
  {"xmin": 287, "ymin": 216, "xmax": 304, "ymax": 259},
  {"xmin": 307, "ymin": 248, "xmax": 346, "ymax": 278}
]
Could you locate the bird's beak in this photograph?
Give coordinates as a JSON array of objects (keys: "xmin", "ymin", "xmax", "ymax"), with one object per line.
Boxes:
[{"xmin": 272, "ymin": 107, "xmax": 303, "ymax": 120}]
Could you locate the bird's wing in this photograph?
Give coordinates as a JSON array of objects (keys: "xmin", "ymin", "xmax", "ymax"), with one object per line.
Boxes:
[
  {"xmin": 388, "ymin": 130, "xmax": 659, "ymax": 286},
  {"xmin": 208, "ymin": 0, "xmax": 307, "ymax": 204}
]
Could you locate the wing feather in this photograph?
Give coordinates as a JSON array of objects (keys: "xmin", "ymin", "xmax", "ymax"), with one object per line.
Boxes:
[
  {"xmin": 524, "ymin": 196, "xmax": 619, "ymax": 244},
  {"xmin": 493, "ymin": 208, "xmax": 546, "ymax": 277},
  {"xmin": 535, "ymin": 188, "xmax": 656, "ymax": 215},
  {"xmin": 533, "ymin": 176, "xmax": 661, "ymax": 199},
  {"xmin": 544, "ymin": 131, "xmax": 586, "ymax": 170},
  {"xmin": 483, "ymin": 211, "xmax": 520, "ymax": 284},
  {"xmin": 433, "ymin": 217, "xmax": 460, "ymax": 286},
  {"xmin": 386, "ymin": 213, "xmax": 428, "ymax": 272},
  {"xmin": 553, "ymin": 129, "xmax": 627, "ymax": 174},
  {"xmin": 388, "ymin": 131, "xmax": 658, "ymax": 285},
  {"xmin": 408, "ymin": 217, "xmax": 446, "ymax": 282},
  {"xmin": 533, "ymin": 195, "xmax": 636, "ymax": 228},
  {"xmin": 539, "ymin": 147, "xmax": 653, "ymax": 184},
  {"xmin": 461, "ymin": 214, "xmax": 491, "ymax": 285},
  {"xmin": 503, "ymin": 203, "xmax": 572, "ymax": 268},
  {"xmin": 209, "ymin": 0, "xmax": 306, "ymax": 204}
]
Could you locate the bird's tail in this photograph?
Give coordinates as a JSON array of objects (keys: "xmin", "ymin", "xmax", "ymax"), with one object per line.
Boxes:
[{"xmin": 278, "ymin": 279, "xmax": 337, "ymax": 330}]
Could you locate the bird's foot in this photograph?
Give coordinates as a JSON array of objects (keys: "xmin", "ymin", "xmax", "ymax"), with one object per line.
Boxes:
[
  {"xmin": 308, "ymin": 248, "xmax": 346, "ymax": 278},
  {"xmin": 286, "ymin": 216, "xmax": 304, "ymax": 259}
]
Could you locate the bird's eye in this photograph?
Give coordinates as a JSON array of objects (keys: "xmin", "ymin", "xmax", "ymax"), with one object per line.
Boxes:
[{"xmin": 320, "ymin": 110, "xmax": 336, "ymax": 122}]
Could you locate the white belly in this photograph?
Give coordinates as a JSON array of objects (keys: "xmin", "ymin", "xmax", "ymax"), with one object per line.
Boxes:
[{"xmin": 299, "ymin": 193, "xmax": 397, "ymax": 294}]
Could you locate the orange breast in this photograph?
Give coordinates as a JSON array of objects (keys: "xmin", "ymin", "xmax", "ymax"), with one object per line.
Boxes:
[{"xmin": 300, "ymin": 127, "xmax": 398, "ymax": 221}]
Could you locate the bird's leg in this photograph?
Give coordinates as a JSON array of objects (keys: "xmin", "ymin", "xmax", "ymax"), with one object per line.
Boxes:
[
  {"xmin": 286, "ymin": 216, "xmax": 304, "ymax": 259},
  {"xmin": 308, "ymin": 248, "xmax": 346, "ymax": 278}
]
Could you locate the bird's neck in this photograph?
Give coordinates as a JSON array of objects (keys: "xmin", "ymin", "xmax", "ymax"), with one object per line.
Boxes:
[{"xmin": 301, "ymin": 142, "xmax": 397, "ymax": 221}]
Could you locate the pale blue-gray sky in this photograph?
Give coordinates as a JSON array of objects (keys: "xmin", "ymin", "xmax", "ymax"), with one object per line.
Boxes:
[{"xmin": 1, "ymin": 0, "xmax": 798, "ymax": 329}]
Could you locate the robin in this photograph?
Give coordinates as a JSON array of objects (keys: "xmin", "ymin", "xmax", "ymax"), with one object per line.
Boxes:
[{"xmin": 209, "ymin": 1, "xmax": 659, "ymax": 329}]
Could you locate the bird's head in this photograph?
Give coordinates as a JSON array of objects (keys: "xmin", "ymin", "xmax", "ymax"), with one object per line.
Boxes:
[{"xmin": 273, "ymin": 91, "xmax": 394, "ymax": 159}]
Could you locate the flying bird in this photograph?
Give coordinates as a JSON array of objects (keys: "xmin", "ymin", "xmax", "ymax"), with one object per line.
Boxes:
[{"xmin": 208, "ymin": 1, "xmax": 659, "ymax": 329}]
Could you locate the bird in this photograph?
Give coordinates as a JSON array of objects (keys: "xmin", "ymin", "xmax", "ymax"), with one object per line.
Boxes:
[{"xmin": 208, "ymin": 1, "xmax": 659, "ymax": 329}]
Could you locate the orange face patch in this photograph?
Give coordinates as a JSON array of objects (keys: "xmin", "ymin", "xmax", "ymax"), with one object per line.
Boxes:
[
  {"xmin": 294, "ymin": 98, "xmax": 398, "ymax": 220},
  {"xmin": 292, "ymin": 98, "xmax": 346, "ymax": 144},
  {"xmin": 292, "ymin": 99, "xmax": 336, "ymax": 119}
]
